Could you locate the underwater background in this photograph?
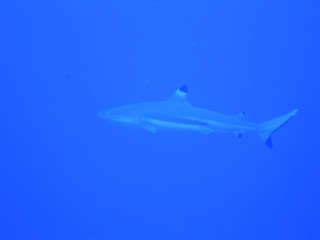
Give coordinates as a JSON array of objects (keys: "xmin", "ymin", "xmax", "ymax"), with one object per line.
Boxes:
[{"xmin": 1, "ymin": 1, "xmax": 319, "ymax": 239}]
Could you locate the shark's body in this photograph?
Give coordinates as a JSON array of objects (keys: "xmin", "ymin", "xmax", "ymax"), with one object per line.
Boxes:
[{"xmin": 98, "ymin": 85, "xmax": 298, "ymax": 148}]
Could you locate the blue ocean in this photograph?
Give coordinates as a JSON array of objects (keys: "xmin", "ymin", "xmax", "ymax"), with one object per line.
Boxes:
[{"xmin": 1, "ymin": 1, "xmax": 319, "ymax": 239}]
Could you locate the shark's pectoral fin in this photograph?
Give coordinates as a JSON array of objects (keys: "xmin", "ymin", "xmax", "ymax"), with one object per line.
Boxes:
[{"xmin": 140, "ymin": 122, "xmax": 159, "ymax": 133}]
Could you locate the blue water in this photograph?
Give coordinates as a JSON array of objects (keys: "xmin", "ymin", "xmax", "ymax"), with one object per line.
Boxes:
[{"xmin": 1, "ymin": 1, "xmax": 319, "ymax": 239}]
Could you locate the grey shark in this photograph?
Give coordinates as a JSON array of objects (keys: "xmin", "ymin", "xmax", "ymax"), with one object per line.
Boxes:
[{"xmin": 98, "ymin": 85, "xmax": 298, "ymax": 148}]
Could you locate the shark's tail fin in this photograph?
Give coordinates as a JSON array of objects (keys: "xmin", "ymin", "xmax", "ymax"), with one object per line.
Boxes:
[{"xmin": 259, "ymin": 109, "xmax": 299, "ymax": 148}]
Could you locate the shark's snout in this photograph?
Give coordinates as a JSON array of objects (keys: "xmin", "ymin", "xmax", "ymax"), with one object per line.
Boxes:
[
  {"xmin": 97, "ymin": 111, "xmax": 106, "ymax": 118},
  {"xmin": 97, "ymin": 109, "xmax": 130, "ymax": 124},
  {"xmin": 97, "ymin": 110, "xmax": 114, "ymax": 120}
]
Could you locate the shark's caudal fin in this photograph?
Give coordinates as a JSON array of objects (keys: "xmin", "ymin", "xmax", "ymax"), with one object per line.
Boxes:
[{"xmin": 259, "ymin": 109, "xmax": 299, "ymax": 148}]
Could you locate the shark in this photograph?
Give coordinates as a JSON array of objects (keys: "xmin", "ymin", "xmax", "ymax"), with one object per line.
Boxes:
[{"xmin": 98, "ymin": 85, "xmax": 298, "ymax": 148}]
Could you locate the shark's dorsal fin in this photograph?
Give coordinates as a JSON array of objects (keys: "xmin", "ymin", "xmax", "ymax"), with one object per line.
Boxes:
[{"xmin": 167, "ymin": 85, "xmax": 189, "ymax": 103}]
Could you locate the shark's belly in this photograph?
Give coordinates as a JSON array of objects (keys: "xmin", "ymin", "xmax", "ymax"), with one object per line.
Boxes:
[
  {"xmin": 146, "ymin": 118, "xmax": 213, "ymax": 132},
  {"xmin": 142, "ymin": 117, "xmax": 218, "ymax": 136},
  {"xmin": 148, "ymin": 118, "xmax": 201, "ymax": 130},
  {"xmin": 141, "ymin": 112, "xmax": 257, "ymax": 135},
  {"xmin": 206, "ymin": 119, "xmax": 256, "ymax": 132}
]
